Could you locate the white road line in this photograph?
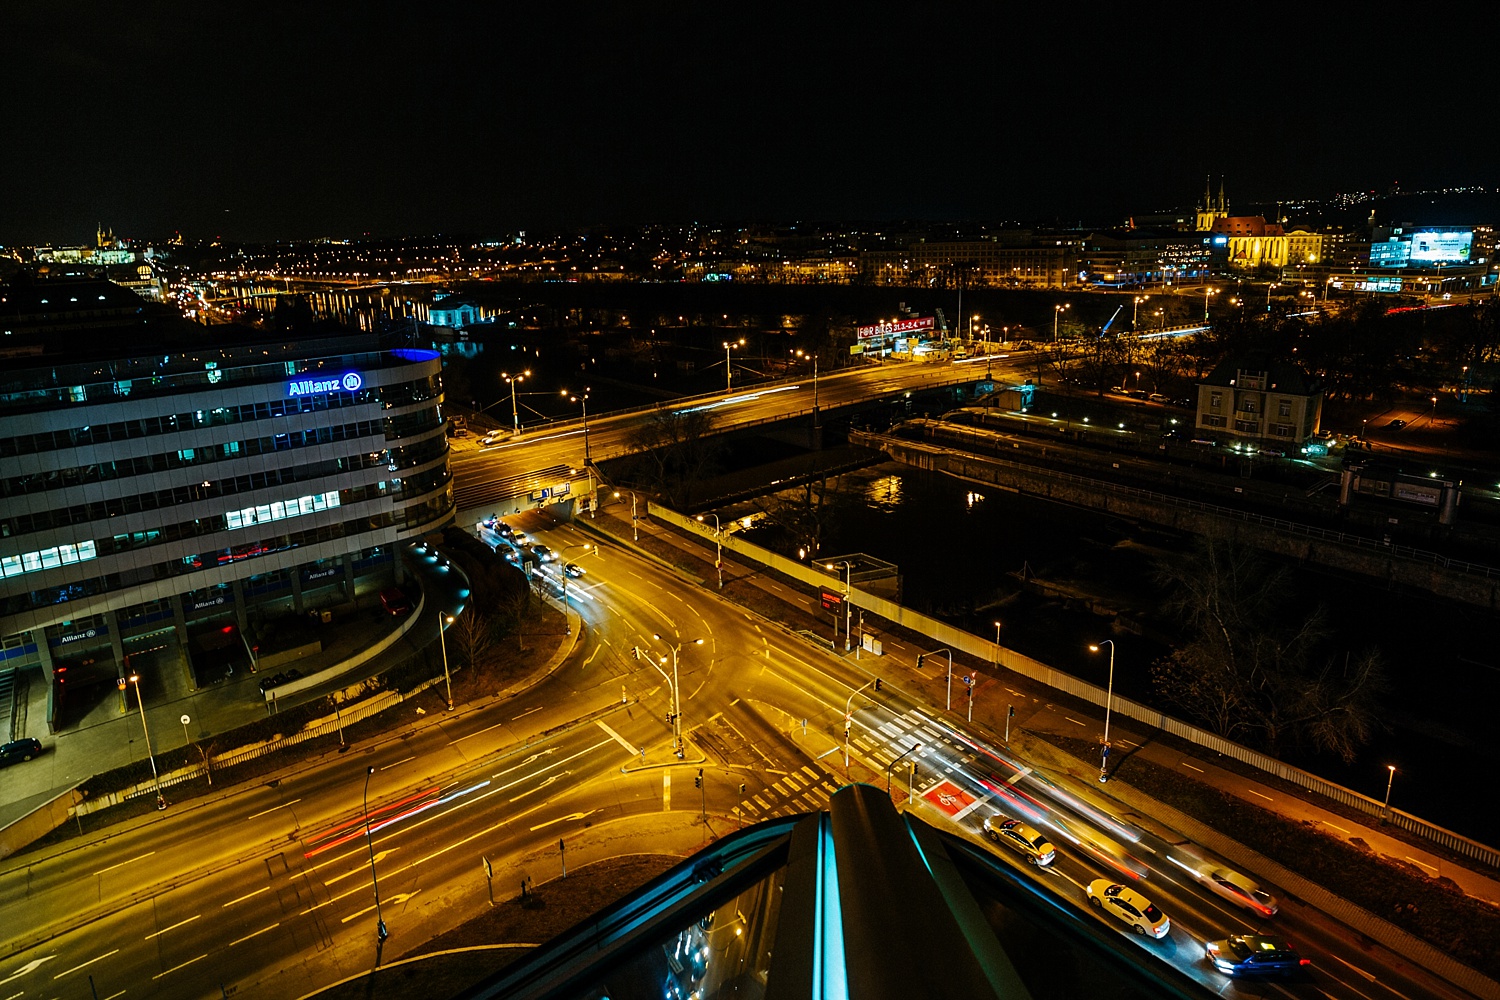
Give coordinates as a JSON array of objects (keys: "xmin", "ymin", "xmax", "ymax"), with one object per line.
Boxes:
[
  {"xmin": 382, "ymin": 756, "xmax": 416, "ymax": 769},
  {"xmin": 1007, "ymin": 767, "xmax": 1033, "ymax": 785},
  {"xmin": 229, "ymin": 922, "xmax": 280, "ymax": 947},
  {"xmin": 100, "ymin": 991, "xmax": 126, "ymax": 1000},
  {"xmin": 1063, "ymin": 717, "xmax": 1087, "ymax": 727},
  {"xmin": 595, "ymin": 719, "xmax": 638, "ymax": 754},
  {"xmin": 451, "ymin": 718, "xmax": 512, "ymax": 743},
  {"xmin": 1248, "ymin": 789, "xmax": 1273, "ymax": 802},
  {"xmin": 1329, "ymin": 953, "xmax": 1378, "ymax": 982},
  {"xmin": 1405, "ymin": 856, "xmax": 1439, "ymax": 874},
  {"xmin": 222, "ymin": 886, "xmax": 270, "ymax": 908},
  {"xmin": 151, "ymin": 955, "xmax": 208, "ymax": 980},
  {"xmin": 1180, "ymin": 762, "xmax": 1204, "ymax": 773},
  {"xmin": 54, "ymin": 950, "xmax": 119, "ymax": 979},
  {"xmin": 1323, "ymin": 820, "xmax": 1350, "ymax": 834},
  {"xmin": 248, "ymin": 799, "xmax": 301, "ymax": 820},
  {"xmin": 144, "ymin": 914, "xmax": 201, "ymax": 940},
  {"xmin": 663, "ymin": 773, "xmax": 671, "ymax": 811},
  {"xmin": 512, "ymin": 706, "xmax": 543, "ymax": 719},
  {"xmin": 952, "ymin": 794, "xmax": 992, "ymax": 822},
  {"xmin": 93, "ymin": 852, "xmax": 154, "ymax": 876}
]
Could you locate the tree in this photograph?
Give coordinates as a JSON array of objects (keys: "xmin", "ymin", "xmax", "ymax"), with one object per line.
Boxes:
[
  {"xmin": 623, "ymin": 408, "xmax": 722, "ymax": 509},
  {"xmin": 1150, "ymin": 532, "xmax": 1387, "ymax": 762},
  {"xmin": 448, "ymin": 607, "xmax": 498, "ymax": 679}
]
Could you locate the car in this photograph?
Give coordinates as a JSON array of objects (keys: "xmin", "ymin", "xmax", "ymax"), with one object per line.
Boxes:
[
  {"xmin": 530, "ymin": 543, "xmax": 557, "ymax": 562},
  {"xmin": 258, "ymin": 673, "xmax": 289, "ymax": 694},
  {"xmin": 1388, "ymin": 418, "xmax": 1407, "ymax": 429},
  {"xmin": 1202, "ymin": 867, "xmax": 1278, "ymax": 916},
  {"xmin": 0, "ymin": 738, "xmax": 42, "ymax": 766},
  {"xmin": 1086, "ymin": 879, "xmax": 1171, "ymax": 938},
  {"xmin": 1254, "ymin": 447, "xmax": 1286, "ymax": 458},
  {"xmin": 1148, "ymin": 393, "xmax": 1170, "ymax": 403},
  {"xmin": 510, "ymin": 530, "xmax": 529, "ymax": 545},
  {"xmin": 379, "ymin": 587, "xmax": 412, "ymax": 616},
  {"xmin": 563, "ymin": 562, "xmax": 587, "ymax": 578},
  {"xmin": 982, "ymin": 815, "xmax": 1057, "ymax": 865},
  {"xmin": 1205, "ymin": 934, "xmax": 1308, "ymax": 977},
  {"xmin": 479, "ymin": 431, "xmax": 506, "ymax": 447}
]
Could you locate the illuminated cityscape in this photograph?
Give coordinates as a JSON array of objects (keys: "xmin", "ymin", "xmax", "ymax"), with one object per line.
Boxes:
[{"xmin": 2, "ymin": 8, "xmax": 1500, "ymax": 1000}]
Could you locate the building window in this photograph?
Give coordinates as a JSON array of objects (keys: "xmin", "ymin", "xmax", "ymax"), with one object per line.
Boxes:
[
  {"xmin": 1235, "ymin": 419, "xmax": 1260, "ymax": 433},
  {"xmin": 1278, "ymin": 400, "xmax": 1292, "ymax": 418},
  {"xmin": 1210, "ymin": 391, "xmax": 1222, "ymax": 410},
  {"xmin": 1273, "ymin": 423, "xmax": 1295, "ymax": 437}
]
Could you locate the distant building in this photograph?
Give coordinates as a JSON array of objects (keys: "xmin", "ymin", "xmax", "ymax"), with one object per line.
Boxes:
[
  {"xmin": 1195, "ymin": 355, "xmax": 1322, "ymax": 446},
  {"xmin": 1076, "ymin": 230, "xmax": 1214, "ymax": 287},
  {"xmin": 1192, "ymin": 180, "xmax": 1324, "ymax": 274},
  {"xmin": 32, "ymin": 225, "xmax": 164, "ymax": 301},
  {"xmin": 862, "ymin": 236, "xmax": 1076, "ymax": 288},
  {"xmin": 427, "ymin": 292, "xmax": 481, "ymax": 329}
]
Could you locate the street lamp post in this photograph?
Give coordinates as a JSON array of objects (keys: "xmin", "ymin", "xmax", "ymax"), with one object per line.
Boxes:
[
  {"xmin": 363, "ymin": 766, "xmax": 389, "ymax": 944},
  {"xmin": 1088, "ymin": 640, "xmax": 1116, "ymax": 783},
  {"xmin": 561, "ymin": 387, "xmax": 591, "ymax": 464},
  {"xmin": 1266, "ymin": 282, "xmax": 1280, "ymax": 312},
  {"xmin": 1132, "ymin": 295, "xmax": 1146, "ymax": 331},
  {"xmin": 994, "ymin": 621, "xmax": 1002, "ymax": 671},
  {"xmin": 501, "ymin": 370, "xmax": 529, "ymax": 436},
  {"xmin": 698, "ymin": 513, "xmax": 723, "ymax": 589},
  {"xmin": 1053, "ymin": 303, "xmax": 1069, "ymax": 342},
  {"xmin": 1203, "ymin": 286, "xmax": 1216, "ymax": 320},
  {"xmin": 723, "ymin": 338, "xmax": 746, "ymax": 391},
  {"xmin": 1381, "ymin": 764, "xmax": 1397, "ymax": 822},
  {"xmin": 843, "ymin": 678, "xmax": 877, "ymax": 767},
  {"xmin": 127, "ymin": 673, "xmax": 166, "ymax": 810},
  {"xmin": 438, "ymin": 612, "xmax": 455, "ymax": 711},
  {"xmin": 827, "ymin": 561, "xmax": 853, "ymax": 651},
  {"xmin": 652, "ymin": 635, "xmax": 703, "ymax": 758},
  {"xmin": 887, "ymin": 742, "xmax": 921, "ymax": 794},
  {"xmin": 614, "ymin": 490, "xmax": 639, "ymax": 541}
]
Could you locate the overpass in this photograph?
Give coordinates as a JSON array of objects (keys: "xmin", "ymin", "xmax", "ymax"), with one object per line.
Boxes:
[{"xmin": 449, "ymin": 357, "xmax": 1000, "ymax": 523}]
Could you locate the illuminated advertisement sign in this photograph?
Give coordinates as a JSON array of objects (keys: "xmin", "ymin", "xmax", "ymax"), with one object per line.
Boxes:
[
  {"xmin": 1369, "ymin": 227, "xmax": 1474, "ymax": 269},
  {"xmin": 287, "ymin": 371, "xmax": 363, "ymax": 397},
  {"xmin": 857, "ymin": 316, "xmax": 934, "ymax": 340}
]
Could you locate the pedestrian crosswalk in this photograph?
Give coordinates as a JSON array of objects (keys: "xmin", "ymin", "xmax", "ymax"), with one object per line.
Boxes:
[
  {"xmin": 734, "ymin": 765, "xmax": 842, "ymax": 821},
  {"xmin": 849, "ymin": 709, "xmax": 970, "ymax": 798}
]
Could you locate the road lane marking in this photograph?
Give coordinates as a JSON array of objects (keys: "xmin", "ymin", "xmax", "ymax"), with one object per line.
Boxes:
[
  {"xmin": 1329, "ymin": 954, "xmax": 1377, "ymax": 982},
  {"xmin": 595, "ymin": 719, "xmax": 638, "ymax": 754},
  {"xmin": 1180, "ymin": 762, "xmax": 1204, "ymax": 773},
  {"xmin": 144, "ymin": 914, "xmax": 201, "ymax": 940},
  {"xmin": 663, "ymin": 773, "xmax": 671, "ymax": 810},
  {"xmin": 1063, "ymin": 717, "xmax": 1087, "ymax": 727},
  {"xmin": 1406, "ymin": 856, "xmax": 1439, "ymax": 874},
  {"xmin": 452, "ymin": 719, "xmax": 513, "ymax": 743},
  {"xmin": 382, "ymin": 756, "xmax": 416, "ymax": 769},
  {"xmin": 93, "ymin": 852, "xmax": 155, "ymax": 876},
  {"xmin": 512, "ymin": 706, "xmax": 543, "ymax": 719},
  {"xmin": 229, "ymin": 923, "xmax": 280, "ymax": 947},
  {"xmin": 1323, "ymin": 820, "xmax": 1350, "ymax": 834},
  {"xmin": 531, "ymin": 810, "xmax": 599, "ymax": 831},
  {"xmin": 1008, "ymin": 767, "xmax": 1033, "ymax": 785},
  {"xmin": 152, "ymin": 955, "xmax": 208, "ymax": 980},
  {"xmin": 1248, "ymin": 789, "xmax": 1273, "ymax": 802},
  {"xmin": 222, "ymin": 886, "xmax": 270, "ymax": 908},
  {"xmin": 248, "ymin": 799, "xmax": 301, "ymax": 820},
  {"xmin": 54, "ymin": 950, "xmax": 119, "ymax": 979},
  {"xmin": 0, "ymin": 955, "xmax": 57, "ymax": 984}
]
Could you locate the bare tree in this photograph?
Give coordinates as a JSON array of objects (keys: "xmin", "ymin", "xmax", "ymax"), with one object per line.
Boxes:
[
  {"xmin": 623, "ymin": 408, "xmax": 722, "ymax": 508},
  {"xmin": 1150, "ymin": 532, "xmax": 1387, "ymax": 762}
]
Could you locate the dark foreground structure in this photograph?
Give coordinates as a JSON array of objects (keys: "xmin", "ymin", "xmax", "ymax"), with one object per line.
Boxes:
[{"xmin": 468, "ymin": 783, "xmax": 1213, "ymax": 1000}]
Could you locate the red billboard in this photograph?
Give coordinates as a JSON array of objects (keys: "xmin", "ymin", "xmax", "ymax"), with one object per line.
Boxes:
[{"xmin": 857, "ymin": 316, "xmax": 934, "ymax": 340}]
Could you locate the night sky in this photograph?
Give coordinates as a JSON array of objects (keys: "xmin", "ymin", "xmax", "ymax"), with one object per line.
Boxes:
[{"xmin": 4, "ymin": 5, "xmax": 1493, "ymax": 245}]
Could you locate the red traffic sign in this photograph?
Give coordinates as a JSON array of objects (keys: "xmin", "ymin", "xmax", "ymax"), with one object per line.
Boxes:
[{"xmin": 820, "ymin": 590, "xmax": 844, "ymax": 610}]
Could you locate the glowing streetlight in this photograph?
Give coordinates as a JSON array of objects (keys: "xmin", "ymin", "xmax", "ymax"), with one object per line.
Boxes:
[
  {"xmin": 1088, "ymin": 641, "xmax": 1116, "ymax": 783},
  {"xmin": 127, "ymin": 673, "xmax": 166, "ymax": 810},
  {"xmin": 500, "ymin": 370, "xmax": 529, "ymax": 436},
  {"xmin": 363, "ymin": 766, "xmax": 389, "ymax": 943},
  {"xmin": 827, "ymin": 560, "xmax": 853, "ymax": 650},
  {"xmin": 697, "ymin": 513, "xmax": 723, "ymax": 589},
  {"xmin": 561, "ymin": 387, "xmax": 591, "ymax": 463},
  {"xmin": 1053, "ymin": 303, "xmax": 1070, "ymax": 342},
  {"xmin": 438, "ymin": 612, "xmax": 455, "ymax": 711}
]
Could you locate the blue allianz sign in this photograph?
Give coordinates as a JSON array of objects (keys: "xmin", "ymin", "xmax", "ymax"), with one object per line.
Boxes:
[{"xmin": 287, "ymin": 371, "xmax": 363, "ymax": 397}]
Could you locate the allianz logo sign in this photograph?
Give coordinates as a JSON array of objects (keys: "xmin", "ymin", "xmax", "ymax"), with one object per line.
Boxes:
[{"xmin": 287, "ymin": 372, "xmax": 363, "ymax": 397}]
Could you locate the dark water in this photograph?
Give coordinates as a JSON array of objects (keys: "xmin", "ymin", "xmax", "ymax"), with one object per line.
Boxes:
[{"xmin": 721, "ymin": 461, "xmax": 1498, "ymax": 844}]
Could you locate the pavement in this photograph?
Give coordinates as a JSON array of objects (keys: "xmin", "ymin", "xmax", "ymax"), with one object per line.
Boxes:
[
  {"xmin": 575, "ymin": 498, "xmax": 1500, "ymax": 997},
  {"xmin": 0, "ymin": 541, "xmax": 490, "ymax": 832}
]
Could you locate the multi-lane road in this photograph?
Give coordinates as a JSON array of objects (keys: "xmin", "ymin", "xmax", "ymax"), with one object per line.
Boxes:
[{"xmin": 0, "ymin": 511, "xmax": 1473, "ymax": 1000}]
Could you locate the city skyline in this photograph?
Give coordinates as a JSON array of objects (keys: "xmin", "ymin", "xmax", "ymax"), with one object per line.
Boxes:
[{"xmin": 4, "ymin": 6, "xmax": 1495, "ymax": 244}]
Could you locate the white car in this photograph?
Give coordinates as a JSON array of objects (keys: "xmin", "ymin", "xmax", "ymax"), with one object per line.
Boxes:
[
  {"xmin": 1086, "ymin": 879, "xmax": 1170, "ymax": 939},
  {"xmin": 1203, "ymin": 867, "xmax": 1278, "ymax": 917}
]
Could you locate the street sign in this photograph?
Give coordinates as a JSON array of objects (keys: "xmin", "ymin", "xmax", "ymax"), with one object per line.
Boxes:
[{"xmin": 820, "ymin": 590, "xmax": 843, "ymax": 610}]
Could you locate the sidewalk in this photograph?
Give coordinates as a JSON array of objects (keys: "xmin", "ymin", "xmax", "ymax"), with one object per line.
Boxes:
[
  {"xmin": 0, "ymin": 540, "xmax": 527, "ymax": 832},
  {"xmin": 579, "ymin": 502, "xmax": 1500, "ymax": 996}
]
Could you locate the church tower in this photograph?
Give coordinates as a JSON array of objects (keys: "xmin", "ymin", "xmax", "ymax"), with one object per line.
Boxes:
[{"xmin": 1195, "ymin": 176, "xmax": 1229, "ymax": 232}]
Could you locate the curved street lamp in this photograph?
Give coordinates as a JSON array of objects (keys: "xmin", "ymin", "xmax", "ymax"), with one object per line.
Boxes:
[
  {"xmin": 363, "ymin": 766, "xmax": 389, "ymax": 944},
  {"xmin": 1088, "ymin": 640, "xmax": 1116, "ymax": 783}
]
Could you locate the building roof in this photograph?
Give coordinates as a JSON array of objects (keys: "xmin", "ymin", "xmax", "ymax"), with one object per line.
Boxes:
[
  {"xmin": 1201, "ymin": 354, "xmax": 1320, "ymax": 395},
  {"xmin": 366, "ymin": 784, "xmax": 1217, "ymax": 1000}
]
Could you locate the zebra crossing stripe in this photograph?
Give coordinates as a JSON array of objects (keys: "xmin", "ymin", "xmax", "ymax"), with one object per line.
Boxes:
[{"xmin": 801, "ymin": 766, "xmax": 819, "ymax": 781}]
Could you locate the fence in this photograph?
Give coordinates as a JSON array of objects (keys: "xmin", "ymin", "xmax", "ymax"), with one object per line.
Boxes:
[{"xmin": 650, "ymin": 502, "xmax": 1500, "ymax": 870}]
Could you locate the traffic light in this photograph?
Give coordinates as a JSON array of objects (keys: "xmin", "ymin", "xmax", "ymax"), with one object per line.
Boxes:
[
  {"xmin": 916, "ymin": 654, "xmax": 925, "ymax": 668},
  {"xmin": 695, "ymin": 769, "xmax": 703, "ymax": 789},
  {"xmin": 666, "ymin": 712, "xmax": 672, "ymax": 724},
  {"xmin": 875, "ymin": 678, "xmax": 882, "ymax": 692}
]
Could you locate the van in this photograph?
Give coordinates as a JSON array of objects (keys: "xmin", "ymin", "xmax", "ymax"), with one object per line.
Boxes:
[{"xmin": 449, "ymin": 415, "xmax": 468, "ymax": 438}]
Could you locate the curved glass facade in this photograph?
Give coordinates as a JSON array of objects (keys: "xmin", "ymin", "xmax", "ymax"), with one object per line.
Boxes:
[{"xmin": 0, "ymin": 337, "xmax": 453, "ymax": 689}]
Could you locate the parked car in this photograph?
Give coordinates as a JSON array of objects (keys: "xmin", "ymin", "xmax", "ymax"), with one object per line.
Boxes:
[
  {"xmin": 0, "ymin": 738, "xmax": 42, "ymax": 767},
  {"xmin": 1086, "ymin": 879, "xmax": 1171, "ymax": 938},
  {"xmin": 1148, "ymin": 393, "xmax": 1170, "ymax": 403},
  {"xmin": 258, "ymin": 673, "xmax": 289, "ymax": 695},
  {"xmin": 982, "ymin": 815, "xmax": 1057, "ymax": 866},
  {"xmin": 1205, "ymin": 934, "xmax": 1308, "ymax": 977},
  {"xmin": 379, "ymin": 587, "xmax": 412, "ymax": 616},
  {"xmin": 1201, "ymin": 867, "xmax": 1278, "ymax": 916}
]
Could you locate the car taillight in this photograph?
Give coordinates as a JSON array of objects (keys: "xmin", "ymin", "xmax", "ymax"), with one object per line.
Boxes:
[{"xmin": 1299, "ymin": 958, "xmax": 1311, "ymax": 966}]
